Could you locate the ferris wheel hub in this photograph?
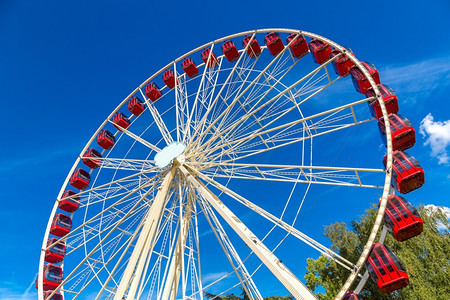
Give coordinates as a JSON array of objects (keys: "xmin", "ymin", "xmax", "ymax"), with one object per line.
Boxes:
[{"xmin": 154, "ymin": 141, "xmax": 186, "ymax": 169}]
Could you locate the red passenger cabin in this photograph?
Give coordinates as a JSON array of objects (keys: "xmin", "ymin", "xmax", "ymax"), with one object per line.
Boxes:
[
  {"xmin": 145, "ymin": 82, "xmax": 162, "ymax": 101},
  {"xmin": 366, "ymin": 243, "xmax": 409, "ymax": 294},
  {"xmin": 50, "ymin": 213, "xmax": 72, "ymax": 237},
  {"xmin": 242, "ymin": 35, "xmax": 261, "ymax": 58},
  {"xmin": 378, "ymin": 114, "xmax": 416, "ymax": 151},
  {"xmin": 113, "ymin": 112, "xmax": 130, "ymax": 131},
  {"xmin": 201, "ymin": 48, "xmax": 219, "ymax": 69},
  {"xmin": 222, "ymin": 40, "xmax": 239, "ymax": 62},
  {"xmin": 43, "ymin": 291, "xmax": 63, "ymax": 300},
  {"xmin": 383, "ymin": 151, "xmax": 425, "ymax": 194},
  {"xmin": 128, "ymin": 96, "xmax": 145, "ymax": 116},
  {"xmin": 308, "ymin": 38, "xmax": 332, "ymax": 64},
  {"xmin": 330, "ymin": 48, "xmax": 355, "ymax": 77},
  {"xmin": 97, "ymin": 129, "xmax": 116, "ymax": 150},
  {"xmin": 366, "ymin": 84, "xmax": 399, "ymax": 119},
  {"xmin": 82, "ymin": 148, "xmax": 102, "ymax": 169},
  {"xmin": 163, "ymin": 69, "xmax": 177, "ymax": 89},
  {"xmin": 383, "ymin": 194, "xmax": 423, "ymax": 242},
  {"xmin": 40, "ymin": 264, "xmax": 63, "ymax": 291},
  {"xmin": 58, "ymin": 190, "xmax": 80, "ymax": 213},
  {"xmin": 45, "ymin": 238, "xmax": 66, "ymax": 264},
  {"xmin": 343, "ymin": 292, "xmax": 362, "ymax": 300},
  {"xmin": 286, "ymin": 33, "xmax": 309, "ymax": 59},
  {"xmin": 264, "ymin": 32, "xmax": 284, "ymax": 56},
  {"xmin": 350, "ymin": 62, "xmax": 380, "ymax": 94},
  {"xmin": 182, "ymin": 58, "xmax": 199, "ymax": 78},
  {"xmin": 70, "ymin": 168, "xmax": 90, "ymax": 190}
]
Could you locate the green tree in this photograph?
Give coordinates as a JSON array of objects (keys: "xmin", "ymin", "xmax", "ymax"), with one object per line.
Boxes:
[
  {"xmin": 305, "ymin": 205, "xmax": 450, "ymax": 299},
  {"xmin": 204, "ymin": 287, "xmax": 293, "ymax": 299}
]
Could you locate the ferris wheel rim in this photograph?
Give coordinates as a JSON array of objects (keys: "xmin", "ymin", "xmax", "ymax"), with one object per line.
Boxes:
[{"xmin": 38, "ymin": 28, "xmax": 394, "ymax": 300}]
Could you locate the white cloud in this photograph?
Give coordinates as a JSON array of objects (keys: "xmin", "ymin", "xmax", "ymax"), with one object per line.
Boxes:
[
  {"xmin": 380, "ymin": 57, "xmax": 450, "ymax": 90},
  {"xmin": 424, "ymin": 204, "xmax": 450, "ymax": 231},
  {"xmin": 0, "ymin": 274, "xmax": 38, "ymax": 300},
  {"xmin": 419, "ymin": 113, "xmax": 450, "ymax": 164},
  {"xmin": 202, "ymin": 271, "xmax": 229, "ymax": 283}
]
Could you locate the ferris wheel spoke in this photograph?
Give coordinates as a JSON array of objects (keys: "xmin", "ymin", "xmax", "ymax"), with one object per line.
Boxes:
[
  {"xmin": 63, "ymin": 219, "xmax": 141, "ymax": 298},
  {"xmin": 193, "ymin": 168, "xmax": 358, "ymax": 273},
  {"xmin": 81, "ymin": 157, "xmax": 157, "ymax": 172},
  {"xmin": 61, "ymin": 171, "xmax": 165, "ymax": 254},
  {"xmin": 96, "ymin": 182, "xmax": 182, "ymax": 299},
  {"xmin": 210, "ymin": 37, "xmax": 301, "ymax": 135},
  {"xmin": 191, "ymin": 97, "xmax": 373, "ymax": 162},
  {"xmin": 49, "ymin": 186, "xmax": 159, "ymax": 299},
  {"xmin": 107, "ymin": 119, "xmax": 161, "ymax": 152},
  {"xmin": 65, "ymin": 197, "xmax": 148, "ymax": 254},
  {"xmin": 179, "ymin": 165, "xmax": 317, "ymax": 300},
  {"xmin": 192, "ymin": 162, "xmax": 384, "ymax": 188},
  {"xmin": 160, "ymin": 187, "xmax": 195, "ymax": 300},
  {"xmin": 138, "ymin": 88, "xmax": 174, "ymax": 145},
  {"xmin": 192, "ymin": 53, "xmax": 340, "ymax": 157},
  {"xmin": 186, "ymin": 33, "xmax": 259, "ymax": 148},
  {"xmin": 183, "ymin": 44, "xmax": 223, "ymax": 143},
  {"xmin": 75, "ymin": 167, "xmax": 161, "ymax": 206},
  {"xmin": 191, "ymin": 53, "xmax": 300, "ymax": 163},
  {"xmin": 113, "ymin": 167, "xmax": 177, "ymax": 300},
  {"xmin": 188, "ymin": 57, "xmax": 263, "ymax": 152},
  {"xmin": 196, "ymin": 195, "xmax": 263, "ymax": 299}
]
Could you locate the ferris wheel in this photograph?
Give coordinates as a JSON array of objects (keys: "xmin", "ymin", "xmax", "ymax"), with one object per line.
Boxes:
[{"xmin": 37, "ymin": 28, "xmax": 426, "ymax": 300}]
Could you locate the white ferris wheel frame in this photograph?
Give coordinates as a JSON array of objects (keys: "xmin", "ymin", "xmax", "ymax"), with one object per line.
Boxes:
[{"xmin": 37, "ymin": 28, "xmax": 394, "ymax": 300}]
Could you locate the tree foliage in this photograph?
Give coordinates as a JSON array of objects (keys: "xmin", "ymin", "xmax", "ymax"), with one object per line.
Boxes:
[
  {"xmin": 305, "ymin": 205, "xmax": 450, "ymax": 299},
  {"xmin": 204, "ymin": 287, "xmax": 293, "ymax": 300}
]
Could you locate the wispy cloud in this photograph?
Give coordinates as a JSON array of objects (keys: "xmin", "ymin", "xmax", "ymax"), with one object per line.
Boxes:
[
  {"xmin": 202, "ymin": 271, "xmax": 229, "ymax": 283},
  {"xmin": 0, "ymin": 274, "xmax": 37, "ymax": 300},
  {"xmin": 0, "ymin": 146, "xmax": 76, "ymax": 173},
  {"xmin": 378, "ymin": 56, "xmax": 450, "ymax": 104},
  {"xmin": 424, "ymin": 204, "xmax": 450, "ymax": 231},
  {"xmin": 419, "ymin": 113, "xmax": 450, "ymax": 164}
]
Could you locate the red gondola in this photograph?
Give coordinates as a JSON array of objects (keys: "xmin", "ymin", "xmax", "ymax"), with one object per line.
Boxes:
[
  {"xmin": 50, "ymin": 213, "xmax": 72, "ymax": 237},
  {"xmin": 286, "ymin": 33, "xmax": 309, "ymax": 59},
  {"xmin": 82, "ymin": 148, "xmax": 102, "ymax": 169},
  {"xmin": 58, "ymin": 190, "xmax": 80, "ymax": 213},
  {"xmin": 96, "ymin": 129, "xmax": 115, "ymax": 150},
  {"xmin": 39, "ymin": 264, "xmax": 63, "ymax": 291},
  {"xmin": 366, "ymin": 84, "xmax": 399, "ymax": 119},
  {"xmin": 163, "ymin": 69, "xmax": 177, "ymax": 89},
  {"xmin": 383, "ymin": 151, "xmax": 425, "ymax": 194},
  {"xmin": 350, "ymin": 62, "xmax": 380, "ymax": 94},
  {"xmin": 264, "ymin": 32, "xmax": 284, "ymax": 56},
  {"xmin": 343, "ymin": 292, "xmax": 362, "ymax": 300},
  {"xmin": 201, "ymin": 48, "xmax": 219, "ymax": 69},
  {"xmin": 45, "ymin": 238, "xmax": 66, "ymax": 264},
  {"xmin": 70, "ymin": 168, "xmax": 90, "ymax": 190},
  {"xmin": 366, "ymin": 243, "xmax": 409, "ymax": 294},
  {"xmin": 145, "ymin": 82, "xmax": 162, "ymax": 101},
  {"xmin": 128, "ymin": 96, "xmax": 145, "ymax": 116},
  {"xmin": 182, "ymin": 58, "xmax": 199, "ymax": 78},
  {"xmin": 242, "ymin": 35, "xmax": 261, "ymax": 58},
  {"xmin": 112, "ymin": 112, "xmax": 130, "ymax": 131},
  {"xmin": 44, "ymin": 291, "xmax": 63, "ymax": 300},
  {"xmin": 222, "ymin": 40, "xmax": 239, "ymax": 62},
  {"xmin": 308, "ymin": 38, "xmax": 332, "ymax": 65},
  {"xmin": 378, "ymin": 114, "xmax": 416, "ymax": 151},
  {"xmin": 383, "ymin": 194, "xmax": 423, "ymax": 242},
  {"xmin": 330, "ymin": 48, "xmax": 355, "ymax": 77}
]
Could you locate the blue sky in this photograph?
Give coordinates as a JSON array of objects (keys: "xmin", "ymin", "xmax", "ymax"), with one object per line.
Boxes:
[{"xmin": 1, "ymin": 0, "xmax": 450, "ymax": 299}]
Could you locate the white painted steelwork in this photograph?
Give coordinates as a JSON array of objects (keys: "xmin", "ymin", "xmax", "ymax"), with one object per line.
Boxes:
[{"xmin": 38, "ymin": 29, "xmax": 393, "ymax": 300}]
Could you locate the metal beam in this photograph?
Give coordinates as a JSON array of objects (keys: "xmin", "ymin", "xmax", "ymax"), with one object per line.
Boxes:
[
  {"xmin": 179, "ymin": 165, "xmax": 317, "ymax": 300},
  {"xmin": 113, "ymin": 167, "xmax": 177, "ymax": 300}
]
